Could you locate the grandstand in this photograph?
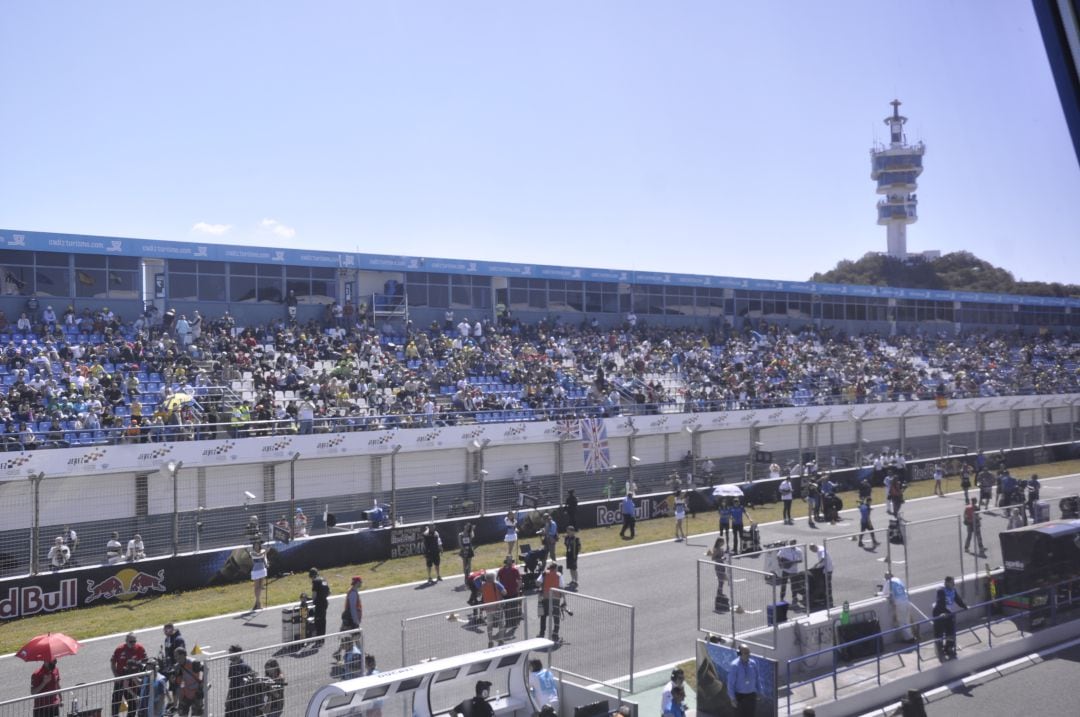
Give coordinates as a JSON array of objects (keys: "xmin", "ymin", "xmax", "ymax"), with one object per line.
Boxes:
[{"xmin": 0, "ymin": 227, "xmax": 1077, "ymax": 578}]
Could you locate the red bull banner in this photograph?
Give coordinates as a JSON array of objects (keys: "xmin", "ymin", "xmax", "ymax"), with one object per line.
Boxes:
[{"xmin": 0, "ymin": 561, "xmax": 173, "ymax": 620}]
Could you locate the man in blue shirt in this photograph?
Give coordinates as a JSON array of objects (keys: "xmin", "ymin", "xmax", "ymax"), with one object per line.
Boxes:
[
  {"xmin": 1000, "ymin": 471, "xmax": 1018, "ymax": 508},
  {"xmin": 727, "ymin": 644, "xmax": 763, "ymax": 717},
  {"xmin": 528, "ymin": 658, "xmax": 559, "ymax": 711},
  {"xmin": 857, "ymin": 498, "xmax": 879, "ymax": 548},
  {"xmin": 619, "ymin": 494, "xmax": 636, "ymax": 539}
]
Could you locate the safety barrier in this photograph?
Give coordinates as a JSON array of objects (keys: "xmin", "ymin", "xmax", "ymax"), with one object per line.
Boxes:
[
  {"xmin": 697, "ymin": 559, "xmax": 779, "ymax": 650},
  {"xmin": 546, "ymin": 589, "xmax": 636, "ymax": 691},
  {"xmin": 0, "ymin": 627, "xmax": 361, "ymax": 717},
  {"xmin": 401, "ymin": 596, "xmax": 530, "ymax": 666},
  {"xmin": 782, "ymin": 578, "xmax": 1080, "ymax": 715}
]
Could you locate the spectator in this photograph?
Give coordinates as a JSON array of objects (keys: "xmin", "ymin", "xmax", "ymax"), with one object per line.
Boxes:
[
  {"xmin": 292, "ymin": 508, "xmax": 308, "ymax": 538},
  {"xmin": 31, "ymin": 658, "xmax": 62, "ymax": 717},
  {"xmin": 105, "ymin": 531, "xmax": 124, "ymax": 564},
  {"xmin": 48, "ymin": 536, "xmax": 70, "ymax": 571},
  {"xmin": 126, "ymin": 534, "xmax": 146, "ymax": 561}
]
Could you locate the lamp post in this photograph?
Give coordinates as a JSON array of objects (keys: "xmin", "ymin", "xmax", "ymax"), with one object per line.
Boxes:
[
  {"xmin": 288, "ymin": 452, "xmax": 301, "ymax": 525},
  {"xmin": 29, "ymin": 471, "xmax": 44, "ymax": 574},
  {"xmin": 195, "ymin": 506, "xmax": 204, "ymax": 553},
  {"xmin": 390, "ymin": 445, "xmax": 402, "ymax": 525},
  {"xmin": 166, "ymin": 460, "xmax": 183, "ymax": 555},
  {"xmin": 469, "ymin": 438, "xmax": 491, "ymax": 514},
  {"xmin": 684, "ymin": 424, "xmax": 698, "ymax": 482}
]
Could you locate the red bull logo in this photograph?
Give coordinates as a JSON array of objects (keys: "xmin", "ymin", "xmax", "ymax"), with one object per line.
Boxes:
[
  {"xmin": 85, "ymin": 568, "xmax": 167, "ymax": 604},
  {"xmin": 0, "ymin": 579, "xmax": 78, "ymax": 620}
]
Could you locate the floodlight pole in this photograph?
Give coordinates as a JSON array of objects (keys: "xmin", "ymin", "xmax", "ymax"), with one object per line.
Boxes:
[
  {"xmin": 166, "ymin": 461, "xmax": 183, "ymax": 555},
  {"xmin": 288, "ymin": 452, "xmax": 301, "ymax": 524},
  {"xmin": 29, "ymin": 471, "xmax": 45, "ymax": 575},
  {"xmin": 390, "ymin": 445, "xmax": 402, "ymax": 525}
]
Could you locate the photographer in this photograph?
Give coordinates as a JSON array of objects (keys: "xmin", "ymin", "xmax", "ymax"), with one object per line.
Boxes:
[
  {"xmin": 162, "ymin": 623, "xmax": 186, "ymax": 709},
  {"xmin": 225, "ymin": 645, "xmax": 257, "ymax": 717},
  {"xmin": 170, "ymin": 647, "xmax": 205, "ymax": 716},
  {"xmin": 110, "ymin": 633, "xmax": 147, "ymax": 717},
  {"xmin": 261, "ymin": 659, "xmax": 286, "ymax": 717}
]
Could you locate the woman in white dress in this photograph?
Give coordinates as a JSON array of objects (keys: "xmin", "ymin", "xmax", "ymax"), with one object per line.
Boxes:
[
  {"xmin": 673, "ymin": 490, "xmax": 687, "ymax": 542},
  {"xmin": 249, "ymin": 539, "xmax": 269, "ymax": 611},
  {"xmin": 504, "ymin": 511, "xmax": 519, "ymax": 557}
]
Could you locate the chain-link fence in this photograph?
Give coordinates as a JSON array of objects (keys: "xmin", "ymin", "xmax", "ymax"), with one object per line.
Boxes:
[
  {"xmin": 200, "ymin": 627, "xmax": 362, "ymax": 717},
  {"xmin": 542, "ymin": 588, "xmax": 635, "ymax": 690},
  {"xmin": 402, "ymin": 596, "xmax": 530, "ymax": 665}
]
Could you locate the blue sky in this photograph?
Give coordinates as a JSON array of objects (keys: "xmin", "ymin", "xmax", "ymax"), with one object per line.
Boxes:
[{"xmin": 2, "ymin": 1, "xmax": 1078, "ymax": 285}]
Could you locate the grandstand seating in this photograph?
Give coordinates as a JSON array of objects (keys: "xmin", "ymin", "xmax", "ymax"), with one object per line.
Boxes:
[{"xmin": 0, "ymin": 308, "xmax": 1076, "ymax": 449}]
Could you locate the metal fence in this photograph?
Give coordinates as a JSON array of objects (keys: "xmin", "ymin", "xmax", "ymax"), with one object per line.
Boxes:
[
  {"xmin": 544, "ymin": 588, "xmax": 636, "ymax": 691},
  {"xmin": 5, "ymin": 395, "xmax": 1075, "ymax": 580},
  {"xmin": 200, "ymin": 627, "xmax": 362, "ymax": 717},
  {"xmin": 782, "ymin": 577, "xmax": 1080, "ymax": 715},
  {"xmin": 895, "ymin": 514, "xmax": 966, "ymax": 596},
  {"xmin": 0, "ymin": 670, "xmax": 157, "ymax": 717},
  {"xmin": 0, "ymin": 453, "xmax": 714, "ymax": 579},
  {"xmin": 821, "ymin": 525, "xmax": 893, "ymax": 619},
  {"xmin": 697, "ymin": 559, "xmax": 779, "ymax": 650},
  {"xmin": 401, "ymin": 596, "xmax": 530, "ymax": 666},
  {"xmin": 0, "ymin": 627, "xmax": 362, "ymax": 717}
]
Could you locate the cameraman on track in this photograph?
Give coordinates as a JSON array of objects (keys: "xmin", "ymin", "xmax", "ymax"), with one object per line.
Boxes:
[
  {"xmin": 110, "ymin": 633, "xmax": 147, "ymax": 717},
  {"xmin": 169, "ymin": 647, "xmax": 205, "ymax": 716}
]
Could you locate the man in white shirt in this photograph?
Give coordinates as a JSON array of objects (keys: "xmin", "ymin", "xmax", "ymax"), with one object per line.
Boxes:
[
  {"xmin": 106, "ymin": 532, "xmax": 124, "ymax": 565},
  {"xmin": 884, "ymin": 571, "xmax": 916, "ymax": 641},
  {"xmin": 127, "ymin": 534, "xmax": 146, "ymax": 561},
  {"xmin": 48, "ymin": 536, "xmax": 70, "ymax": 570},
  {"xmin": 777, "ymin": 540, "xmax": 804, "ymax": 605},
  {"xmin": 660, "ymin": 668, "xmax": 685, "ymax": 717},
  {"xmin": 779, "ymin": 476, "xmax": 794, "ymax": 525}
]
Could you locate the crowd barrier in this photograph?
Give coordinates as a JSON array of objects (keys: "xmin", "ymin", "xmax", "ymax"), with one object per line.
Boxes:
[
  {"xmin": 0, "ymin": 627, "xmax": 362, "ymax": 717},
  {"xmin": 547, "ymin": 589, "xmax": 636, "ymax": 691},
  {"xmin": 401, "ymin": 596, "xmax": 531, "ymax": 666}
]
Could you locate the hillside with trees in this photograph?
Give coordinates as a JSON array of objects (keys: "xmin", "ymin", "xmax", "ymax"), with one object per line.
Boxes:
[{"xmin": 810, "ymin": 251, "xmax": 1080, "ymax": 298}]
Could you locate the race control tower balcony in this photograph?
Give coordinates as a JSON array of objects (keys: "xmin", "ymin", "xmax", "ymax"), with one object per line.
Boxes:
[
  {"xmin": 874, "ymin": 170, "xmax": 919, "ymax": 192},
  {"xmin": 877, "ymin": 199, "xmax": 918, "ymax": 223}
]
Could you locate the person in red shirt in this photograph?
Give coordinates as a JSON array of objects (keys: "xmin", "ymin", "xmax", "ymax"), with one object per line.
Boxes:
[
  {"xmin": 497, "ymin": 555, "xmax": 523, "ymax": 635},
  {"xmin": 110, "ymin": 632, "xmax": 147, "ymax": 717},
  {"xmin": 30, "ymin": 659, "xmax": 61, "ymax": 717}
]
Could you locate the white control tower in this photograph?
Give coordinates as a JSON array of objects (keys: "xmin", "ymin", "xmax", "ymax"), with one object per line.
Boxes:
[{"xmin": 870, "ymin": 100, "xmax": 925, "ymax": 258}]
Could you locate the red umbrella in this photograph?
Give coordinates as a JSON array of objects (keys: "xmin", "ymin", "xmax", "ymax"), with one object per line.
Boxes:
[{"xmin": 16, "ymin": 632, "xmax": 80, "ymax": 662}]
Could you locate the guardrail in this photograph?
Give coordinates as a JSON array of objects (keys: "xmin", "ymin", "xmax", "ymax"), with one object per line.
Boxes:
[{"xmin": 782, "ymin": 577, "xmax": 1080, "ymax": 715}]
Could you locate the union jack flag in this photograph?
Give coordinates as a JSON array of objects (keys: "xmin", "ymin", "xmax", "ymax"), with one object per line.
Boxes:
[
  {"xmin": 555, "ymin": 418, "xmax": 581, "ymax": 440},
  {"xmin": 581, "ymin": 418, "xmax": 611, "ymax": 474}
]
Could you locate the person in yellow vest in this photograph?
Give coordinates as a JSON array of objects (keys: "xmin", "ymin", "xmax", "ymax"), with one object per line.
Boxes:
[
  {"xmin": 537, "ymin": 562, "xmax": 563, "ymax": 643},
  {"xmin": 480, "ymin": 571, "xmax": 507, "ymax": 648}
]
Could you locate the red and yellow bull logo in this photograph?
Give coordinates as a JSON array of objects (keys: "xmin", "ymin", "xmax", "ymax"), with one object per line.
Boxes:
[{"xmin": 85, "ymin": 568, "xmax": 167, "ymax": 604}]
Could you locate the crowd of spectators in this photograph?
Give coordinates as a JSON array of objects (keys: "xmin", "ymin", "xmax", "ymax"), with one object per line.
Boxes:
[{"xmin": 0, "ymin": 301, "xmax": 1076, "ymax": 450}]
